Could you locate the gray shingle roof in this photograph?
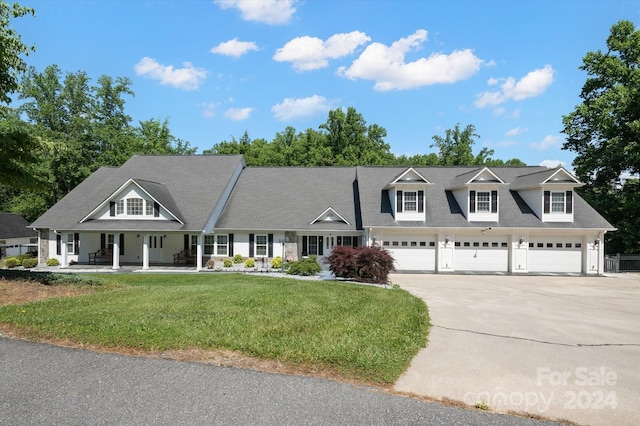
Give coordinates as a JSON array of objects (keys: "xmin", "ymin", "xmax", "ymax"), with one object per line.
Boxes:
[
  {"xmin": 0, "ymin": 213, "xmax": 37, "ymax": 238},
  {"xmin": 30, "ymin": 155, "xmax": 244, "ymax": 232},
  {"xmin": 216, "ymin": 167, "xmax": 359, "ymax": 231}
]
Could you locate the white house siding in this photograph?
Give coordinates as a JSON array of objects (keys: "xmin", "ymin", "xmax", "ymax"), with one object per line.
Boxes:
[
  {"xmin": 380, "ymin": 235, "xmax": 436, "ymax": 271},
  {"xmin": 528, "ymin": 236, "xmax": 583, "ymax": 273},
  {"xmin": 452, "ymin": 235, "xmax": 509, "ymax": 272}
]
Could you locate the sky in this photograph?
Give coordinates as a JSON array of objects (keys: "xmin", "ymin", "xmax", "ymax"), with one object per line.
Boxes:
[{"xmin": 11, "ymin": 0, "xmax": 640, "ymax": 168}]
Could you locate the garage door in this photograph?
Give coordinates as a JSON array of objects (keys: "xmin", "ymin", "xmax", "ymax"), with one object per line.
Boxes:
[
  {"xmin": 383, "ymin": 237, "xmax": 436, "ymax": 271},
  {"xmin": 528, "ymin": 237, "xmax": 582, "ymax": 273},
  {"xmin": 453, "ymin": 236, "xmax": 509, "ymax": 272}
]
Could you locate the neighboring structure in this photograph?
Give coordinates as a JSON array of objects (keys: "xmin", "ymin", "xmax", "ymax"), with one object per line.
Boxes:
[
  {"xmin": 0, "ymin": 213, "xmax": 38, "ymax": 258},
  {"xmin": 30, "ymin": 155, "xmax": 615, "ymax": 274}
]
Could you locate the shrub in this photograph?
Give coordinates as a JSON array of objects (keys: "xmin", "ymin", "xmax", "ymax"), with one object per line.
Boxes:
[
  {"xmin": 205, "ymin": 259, "xmax": 215, "ymax": 269},
  {"xmin": 3, "ymin": 257, "xmax": 18, "ymax": 268},
  {"xmin": 223, "ymin": 258, "xmax": 232, "ymax": 268},
  {"xmin": 0, "ymin": 269, "xmax": 105, "ymax": 286},
  {"xmin": 270, "ymin": 256, "xmax": 282, "ymax": 269},
  {"xmin": 233, "ymin": 254, "xmax": 244, "ymax": 264},
  {"xmin": 244, "ymin": 258, "xmax": 255, "ymax": 268},
  {"xmin": 46, "ymin": 258, "xmax": 60, "ymax": 267},
  {"xmin": 13, "ymin": 254, "xmax": 32, "ymax": 266},
  {"xmin": 21, "ymin": 258, "xmax": 38, "ymax": 268},
  {"xmin": 327, "ymin": 246, "xmax": 395, "ymax": 284},
  {"xmin": 286, "ymin": 256, "xmax": 321, "ymax": 276}
]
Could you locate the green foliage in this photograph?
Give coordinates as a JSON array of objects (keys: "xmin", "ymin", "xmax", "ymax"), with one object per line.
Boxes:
[
  {"xmin": 0, "ymin": 1, "xmax": 35, "ymax": 108},
  {"xmin": 0, "ymin": 269, "xmax": 104, "ymax": 285},
  {"xmin": 21, "ymin": 257, "xmax": 38, "ymax": 268},
  {"xmin": 561, "ymin": 20, "xmax": 640, "ymax": 253},
  {"xmin": 0, "ymin": 273, "xmax": 430, "ymax": 383},
  {"xmin": 233, "ymin": 254, "xmax": 244, "ymax": 264},
  {"xmin": 430, "ymin": 123, "xmax": 496, "ymax": 166},
  {"xmin": 270, "ymin": 256, "xmax": 282, "ymax": 269},
  {"xmin": 12, "ymin": 253, "xmax": 31, "ymax": 266},
  {"xmin": 46, "ymin": 258, "xmax": 60, "ymax": 266},
  {"xmin": 223, "ymin": 258, "xmax": 232, "ymax": 268},
  {"xmin": 244, "ymin": 258, "xmax": 255, "ymax": 268},
  {"xmin": 3, "ymin": 257, "xmax": 17, "ymax": 268},
  {"xmin": 286, "ymin": 256, "xmax": 321, "ymax": 276}
]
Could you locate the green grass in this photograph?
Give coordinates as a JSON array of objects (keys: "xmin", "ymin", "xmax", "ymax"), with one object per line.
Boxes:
[{"xmin": 0, "ymin": 273, "xmax": 429, "ymax": 384}]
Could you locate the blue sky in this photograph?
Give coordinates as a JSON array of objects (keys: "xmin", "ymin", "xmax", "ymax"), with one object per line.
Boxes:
[{"xmin": 12, "ymin": 0, "xmax": 640, "ymax": 167}]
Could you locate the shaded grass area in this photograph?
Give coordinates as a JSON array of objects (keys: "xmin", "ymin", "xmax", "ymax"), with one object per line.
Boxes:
[{"xmin": 0, "ymin": 273, "xmax": 429, "ymax": 384}]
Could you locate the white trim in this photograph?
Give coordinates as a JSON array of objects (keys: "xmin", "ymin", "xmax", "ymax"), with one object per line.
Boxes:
[{"xmin": 310, "ymin": 207, "xmax": 350, "ymax": 225}]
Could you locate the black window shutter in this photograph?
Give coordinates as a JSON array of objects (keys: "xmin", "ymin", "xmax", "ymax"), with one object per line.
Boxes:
[
  {"xmin": 184, "ymin": 234, "xmax": 189, "ymax": 250},
  {"xmin": 100, "ymin": 233, "xmax": 106, "ymax": 249},
  {"xmin": 56, "ymin": 234, "xmax": 61, "ymax": 255},
  {"xmin": 109, "ymin": 201, "xmax": 115, "ymax": 216},
  {"xmin": 491, "ymin": 190, "xmax": 498, "ymax": 213},
  {"xmin": 353, "ymin": 237, "xmax": 358, "ymax": 248},
  {"xmin": 318, "ymin": 236, "xmax": 324, "ymax": 256},
  {"xmin": 469, "ymin": 191, "xmax": 476, "ymax": 213},
  {"xmin": 396, "ymin": 190, "xmax": 403, "ymax": 213},
  {"xmin": 228, "ymin": 233, "xmax": 234, "ymax": 257},
  {"xmin": 337, "ymin": 236, "xmax": 342, "ymax": 246},
  {"xmin": 566, "ymin": 191, "xmax": 573, "ymax": 214},
  {"xmin": 119, "ymin": 234, "xmax": 124, "ymax": 255},
  {"xmin": 249, "ymin": 234, "xmax": 254, "ymax": 258},
  {"xmin": 543, "ymin": 191, "xmax": 550, "ymax": 214},
  {"xmin": 268, "ymin": 234, "xmax": 274, "ymax": 257},
  {"xmin": 74, "ymin": 233, "xmax": 80, "ymax": 255},
  {"xmin": 154, "ymin": 202, "xmax": 160, "ymax": 217},
  {"xmin": 418, "ymin": 190, "xmax": 424, "ymax": 213},
  {"xmin": 302, "ymin": 236, "xmax": 308, "ymax": 256}
]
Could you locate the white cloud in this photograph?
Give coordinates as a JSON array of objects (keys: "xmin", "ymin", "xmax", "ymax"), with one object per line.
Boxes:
[
  {"xmin": 199, "ymin": 102, "xmax": 217, "ymax": 118},
  {"xmin": 211, "ymin": 38, "xmax": 259, "ymax": 58},
  {"xmin": 224, "ymin": 107, "xmax": 253, "ymax": 121},
  {"xmin": 273, "ymin": 31, "xmax": 371, "ymax": 72},
  {"xmin": 271, "ymin": 95, "xmax": 335, "ymax": 121},
  {"xmin": 134, "ymin": 57, "xmax": 207, "ymax": 90},
  {"xmin": 215, "ymin": 0, "xmax": 296, "ymax": 25},
  {"xmin": 539, "ymin": 159, "xmax": 565, "ymax": 168},
  {"xmin": 474, "ymin": 65, "xmax": 554, "ymax": 108},
  {"xmin": 505, "ymin": 127, "xmax": 526, "ymax": 137},
  {"xmin": 531, "ymin": 134, "xmax": 563, "ymax": 151},
  {"xmin": 337, "ymin": 29, "xmax": 483, "ymax": 91}
]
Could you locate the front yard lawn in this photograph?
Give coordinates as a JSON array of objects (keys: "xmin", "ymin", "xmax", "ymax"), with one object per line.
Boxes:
[{"xmin": 0, "ymin": 273, "xmax": 429, "ymax": 384}]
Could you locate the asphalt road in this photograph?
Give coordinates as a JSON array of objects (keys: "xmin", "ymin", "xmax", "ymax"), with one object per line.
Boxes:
[{"xmin": 0, "ymin": 338, "xmax": 560, "ymax": 425}]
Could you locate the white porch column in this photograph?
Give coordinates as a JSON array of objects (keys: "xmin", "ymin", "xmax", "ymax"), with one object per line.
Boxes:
[
  {"xmin": 112, "ymin": 233, "xmax": 120, "ymax": 270},
  {"xmin": 142, "ymin": 234, "xmax": 150, "ymax": 270},
  {"xmin": 60, "ymin": 232, "xmax": 68, "ymax": 268},
  {"xmin": 196, "ymin": 233, "xmax": 203, "ymax": 271}
]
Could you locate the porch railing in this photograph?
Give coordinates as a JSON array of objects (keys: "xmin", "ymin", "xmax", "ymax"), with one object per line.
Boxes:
[{"xmin": 605, "ymin": 254, "xmax": 640, "ymax": 273}]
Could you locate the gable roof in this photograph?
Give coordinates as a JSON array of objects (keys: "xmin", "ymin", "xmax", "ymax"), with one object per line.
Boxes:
[
  {"xmin": 511, "ymin": 167, "xmax": 582, "ymax": 190},
  {"xmin": 31, "ymin": 155, "xmax": 245, "ymax": 232},
  {"xmin": 449, "ymin": 167, "xmax": 506, "ymax": 189},
  {"xmin": 216, "ymin": 167, "xmax": 360, "ymax": 231},
  {"xmin": 0, "ymin": 214, "xmax": 37, "ymax": 239},
  {"xmin": 356, "ymin": 166, "xmax": 614, "ymax": 230}
]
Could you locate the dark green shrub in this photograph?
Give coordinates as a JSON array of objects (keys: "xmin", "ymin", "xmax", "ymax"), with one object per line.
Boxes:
[
  {"xmin": 286, "ymin": 256, "xmax": 321, "ymax": 276},
  {"xmin": 21, "ymin": 258, "xmax": 38, "ymax": 268},
  {"xmin": 233, "ymin": 254, "xmax": 244, "ymax": 264},
  {"xmin": 0, "ymin": 269, "xmax": 105, "ymax": 286},
  {"xmin": 14, "ymin": 254, "xmax": 32, "ymax": 266},
  {"xmin": 3, "ymin": 257, "xmax": 18, "ymax": 268},
  {"xmin": 46, "ymin": 258, "xmax": 60, "ymax": 266}
]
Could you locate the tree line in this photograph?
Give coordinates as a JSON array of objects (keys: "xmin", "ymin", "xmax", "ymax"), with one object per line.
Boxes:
[{"xmin": 1, "ymin": 2, "xmax": 638, "ymax": 253}]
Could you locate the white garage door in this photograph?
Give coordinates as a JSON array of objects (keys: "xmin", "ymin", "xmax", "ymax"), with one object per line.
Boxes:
[
  {"xmin": 453, "ymin": 237, "xmax": 509, "ymax": 272},
  {"xmin": 528, "ymin": 237, "xmax": 582, "ymax": 273},
  {"xmin": 383, "ymin": 237, "xmax": 436, "ymax": 271}
]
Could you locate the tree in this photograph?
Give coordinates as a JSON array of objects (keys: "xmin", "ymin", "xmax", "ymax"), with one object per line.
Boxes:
[
  {"xmin": 561, "ymin": 20, "xmax": 640, "ymax": 253},
  {"xmin": 430, "ymin": 123, "xmax": 496, "ymax": 166},
  {"xmin": 0, "ymin": 1, "xmax": 34, "ymax": 109}
]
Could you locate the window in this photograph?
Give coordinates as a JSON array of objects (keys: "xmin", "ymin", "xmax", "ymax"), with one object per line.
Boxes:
[
  {"xmin": 401, "ymin": 241, "xmax": 408, "ymax": 246},
  {"xmin": 404, "ymin": 191, "xmax": 417, "ymax": 211},
  {"xmin": 454, "ymin": 242, "xmax": 461, "ymax": 247},
  {"xmin": 419, "ymin": 241, "xmax": 426, "ymax": 247},
  {"xmin": 116, "ymin": 200, "xmax": 124, "ymax": 215},
  {"xmin": 255, "ymin": 235, "xmax": 267, "ymax": 256},
  {"xmin": 191, "ymin": 235, "xmax": 198, "ymax": 253},
  {"xmin": 429, "ymin": 241, "xmax": 435, "ymax": 247},
  {"xmin": 340, "ymin": 236, "xmax": 353, "ymax": 247},
  {"xmin": 107, "ymin": 234, "xmax": 115, "ymax": 250},
  {"xmin": 410, "ymin": 241, "xmax": 417, "ymax": 247},
  {"xmin": 566, "ymin": 243, "xmax": 573, "ymax": 248},
  {"xmin": 476, "ymin": 192, "xmax": 491, "ymax": 212},
  {"xmin": 146, "ymin": 200, "xmax": 154, "ymax": 216},
  {"xmin": 464, "ymin": 242, "xmax": 470, "ymax": 247},
  {"xmin": 66, "ymin": 233, "xmax": 75, "ymax": 254},
  {"xmin": 383, "ymin": 241, "xmax": 390, "ymax": 246},
  {"xmin": 217, "ymin": 235, "xmax": 228, "ymax": 255},
  {"xmin": 307, "ymin": 236, "xmax": 318, "ymax": 256},
  {"xmin": 127, "ymin": 198, "xmax": 143, "ymax": 215},
  {"xmin": 392, "ymin": 241, "xmax": 399, "ymax": 246},
  {"xmin": 551, "ymin": 192, "xmax": 565, "ymax": 213},
  {"xmin": 204, "ymin": 235, "xmax": 215, "ymax": 255}
]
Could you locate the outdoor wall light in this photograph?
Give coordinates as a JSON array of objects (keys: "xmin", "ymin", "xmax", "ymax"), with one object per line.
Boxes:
[
  {"xmin": 445, "ymin": 236, "xmax": 450, "ymax": 244},
  {"xmin": 519, "ymin": 237, "xmax": 525, "ymax": 245},
  {"xmin": 595, "ymin": 238, "xmax": 600, "ymax": 246}
]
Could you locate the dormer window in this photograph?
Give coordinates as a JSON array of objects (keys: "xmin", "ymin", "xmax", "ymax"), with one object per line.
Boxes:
[
  {"xmin": 469, "ymin": 190, "xmax": 498, "ymax": 214},
  {"xmin": 551, "ymin": 192, "xmax": 565, "ymax": 213},
  {"xmin": 404, "ymin": 191, "xmax": 418, "ymax": 211},
  {"xmin": 110, "ymin": 198, "xmax": 159, "ymax": 218},
  {"xmin": 476, "ymin": 191, "xmax": 491, "ymax": 212},
  {"xmin": 544, "ymin": 191, "xmax": 573, "ymax": 215},
  {"xmin": 127, "ymin": 198, "xmax": 144, "ymax": 215}
]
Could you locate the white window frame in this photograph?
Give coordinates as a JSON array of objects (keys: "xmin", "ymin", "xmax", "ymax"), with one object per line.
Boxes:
[
  {"xmin": 116, "ymin": 200, "xmax": 125, "ymax": 215},
  {"xmin": 66, "ymin": 233, "xmax": 75, "ymax": 254},
  {"xmin": 403, "ymin": 191, "xmax": 417, "ymax": 212},
  {"xmin": 145, "ymin": 200, "xmax": 154, "ymax": 216},
  {"xmin": 216, "ymin": 234, "xmax": 228, "ymax": 256},
  {"xmin": 476, "ymin": 191, "xmax": 491, "ymax": 212},
  {"xmin": 551, "ymin": 192, "xmax": 566, "ymax": 213},
  {"xmin": 307, "ymin": 235, "xmax": 319, "ymax": 255},
  {"xmin": 204, "ymin": 235, "xmax": 215, "ymax": 255},
  {"xmin": 255, "ymin": 234, "xmax": 267, "ymax": 257},
  {"xmin": 126, "ymin": 198, "xmax": 143, "ymax": 215}
]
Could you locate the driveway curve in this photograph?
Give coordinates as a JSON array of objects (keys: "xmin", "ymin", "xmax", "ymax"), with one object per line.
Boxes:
[{"xmin": 392, "ymin": 273, "xmax": 640, "ymax": 426}]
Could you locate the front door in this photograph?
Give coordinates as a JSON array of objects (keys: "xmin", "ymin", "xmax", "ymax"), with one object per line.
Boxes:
[{"xmin": 148, "ymin": 235, "xmax": 164, "ymax": 263}]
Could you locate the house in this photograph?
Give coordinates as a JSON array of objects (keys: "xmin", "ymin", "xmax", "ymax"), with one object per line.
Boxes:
[
  {"xmin": 0, "ymin": 213, "xmax": 38, "ymax": 258},
  {"xmin": 30, "ymin": 154, "xmax": 615, "ymax": 274}
]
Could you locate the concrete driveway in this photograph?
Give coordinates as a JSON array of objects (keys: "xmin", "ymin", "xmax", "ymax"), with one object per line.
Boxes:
[{"xmin": 392, "ymin": 273, "xmax": 640, "ymax": 426}]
